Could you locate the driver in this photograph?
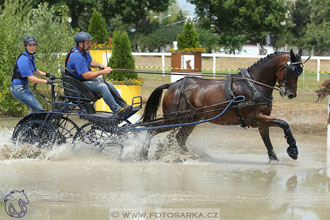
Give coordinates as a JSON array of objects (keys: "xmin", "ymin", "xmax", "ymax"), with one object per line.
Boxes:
[
  {"xmin": 66, "ymin": 32, "xmax": 131, "ymax": 116},
  {"xmin": 11, "ymin": 35, "xmax": 55, "ymax": 114}
]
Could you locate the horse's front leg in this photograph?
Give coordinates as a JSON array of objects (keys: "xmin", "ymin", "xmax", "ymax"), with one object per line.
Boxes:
[
  {"xmin": 274, "ymin": 119, "xmax": 298, "ymax": 160},
  {"xmin": 256, "ymin": 114, "xmax": 298, "ymax": 160},
  {"xmin": 258, "ymin": 126, "xmax": 279, "ymax": 161}
]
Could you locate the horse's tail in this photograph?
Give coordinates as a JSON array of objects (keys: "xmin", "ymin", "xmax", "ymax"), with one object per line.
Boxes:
[{"xmin": 142, "ymin": 84, "xmax": 170, "ymax": 122}]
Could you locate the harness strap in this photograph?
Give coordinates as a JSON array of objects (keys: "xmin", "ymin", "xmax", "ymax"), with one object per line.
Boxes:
[
  {"xmin": 224, "ymin": 74, "xmax": 247, "ymax": 127},
  {"xmin": 225, "ymin": 74, "xmax": 234, "ymax": 100},
  {"xmin": 63, "ymin": 48, "xmax": 89, "ymax": 83},
  {"xmin": 175, "ymin": 77, "xmax": 195, "ymax": 116},
  {"xmin": 64, "ymin": 48, "xmax": 78, "ymax": 73},
  {"xmin": 11, "ymin": 53, "xmax": 28, "ymax": 82},
  {"xmin": 238, "ymin": 68, "xmax": 273, "ymax": 107}
]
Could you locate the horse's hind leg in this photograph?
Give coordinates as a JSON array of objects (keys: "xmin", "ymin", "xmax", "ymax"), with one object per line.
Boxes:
[
  {"xmin": 175, "ymin": 125, "xmax": 196, "ymax": 153},
  {"xmin": 140, "ymin": 130, "xmax": 155, "ymax": 159},
  {"xmin": 258, "ymin": 127, "xmax": 279, "ymax": 161}
]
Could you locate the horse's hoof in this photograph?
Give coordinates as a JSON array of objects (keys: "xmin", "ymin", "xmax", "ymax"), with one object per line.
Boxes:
[
  {"xmin": 269, "ymin": 155, "xmax": 279, "ymax": 162},
  {"xmin": 287, "ymin": 146, "xmax": 298, "ymax": 160},
  {"xmin": 268, "ymin": 150, "xmax": 279, "ymax": 162},
  {"xmin": 139, "ymin": 150, "xmax": 148, "ymax": 160},
  {"xmin": 181, "ymin": 146, "xmax": 188, "ymax": 153}
]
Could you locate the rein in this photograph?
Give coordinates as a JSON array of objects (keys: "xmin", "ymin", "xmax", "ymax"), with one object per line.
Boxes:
[
  {"xmin": 232, "ymin": 76, "xmax": 280, "ymax": 91},
  {"xmin": 112, "ymin": 55, "xmax": 311, "ymax": 94},
  {"xmin": 112, "ymin": 68, "xmax": 281, "ymax": 91}
]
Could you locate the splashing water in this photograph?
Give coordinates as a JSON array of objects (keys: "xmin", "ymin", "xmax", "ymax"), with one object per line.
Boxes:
[
  {"xmin": 0, "ymin": 128, "xmax": 149, "ymax": 161},
  {"xmin": 153, "ymin": 129, "xmax": 201, "ymax": 162},
  {"xmin": 0, "ymin": 129, "xmax": 46, "ymax": 160},
  {"xmin": 0, "ymin": 126, "xmax": 202, "ymax": 162}
]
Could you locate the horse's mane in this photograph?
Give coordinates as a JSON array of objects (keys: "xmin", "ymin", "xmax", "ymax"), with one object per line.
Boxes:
[{"xmin": 247, "ymin": 51, "xmax": 288, "ymax": 71}]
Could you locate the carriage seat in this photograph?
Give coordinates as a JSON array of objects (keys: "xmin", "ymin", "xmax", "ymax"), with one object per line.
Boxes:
[{"xmin": 61, "ymin": 69, "xmax": 102, "ymax": 103}]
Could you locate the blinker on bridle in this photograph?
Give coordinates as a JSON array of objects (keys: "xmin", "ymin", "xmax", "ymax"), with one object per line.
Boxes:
[{"xmin": 277, "ymin": 56, "xmax": 311, "ymax": 96}]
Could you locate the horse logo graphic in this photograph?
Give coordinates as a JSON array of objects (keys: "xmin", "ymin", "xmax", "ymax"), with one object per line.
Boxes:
[
  {"xmin": 4, "ymin": 190, "xmax": 29, "ymax": 218},
  {"xmin": 181, "ymin": 55, "xmax": 195, "ymax": 70},
  {"xmin": 185, "ymin": 60, "xmax": 192, "ymax": 69}
]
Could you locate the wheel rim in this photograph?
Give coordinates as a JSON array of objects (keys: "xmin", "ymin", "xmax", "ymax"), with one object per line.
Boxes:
[{"xmin": 14, "ymin": 120, "xmax": 57, "ymax": 149}]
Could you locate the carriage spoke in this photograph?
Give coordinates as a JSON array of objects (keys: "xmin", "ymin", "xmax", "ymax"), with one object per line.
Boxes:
[{"xmin": 73, "ymin": 122, "xmax": 124, "ymax": 157}]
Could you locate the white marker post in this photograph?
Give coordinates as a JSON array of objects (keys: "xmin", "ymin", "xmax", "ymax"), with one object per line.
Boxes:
[
  {"xmin": 327, "ymin": 96, "xmax": 330, "ymax": 182},
  {"xmin": 328, "ymin": 96, "xmax": 330, "ymax": 148}
]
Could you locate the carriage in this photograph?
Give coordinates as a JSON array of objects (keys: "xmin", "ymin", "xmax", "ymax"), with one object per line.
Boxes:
[{"xmin": 12, "ymin": 50, "xmax": 306, "ymax": 161}]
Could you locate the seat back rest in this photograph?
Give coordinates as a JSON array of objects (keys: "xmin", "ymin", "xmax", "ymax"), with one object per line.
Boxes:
[
  {"xmin": 84, "ymin": 103, "xmax": 96, "ymax": 114},
  {"xmin": 62, "ymin": 69, "xmax": 101, "ymax": 102}
]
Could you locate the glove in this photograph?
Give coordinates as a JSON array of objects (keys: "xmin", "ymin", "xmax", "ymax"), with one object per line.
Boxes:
[
  {"xmin": 47, "ymin": 79, "xmax": 55, "ymax": 85},
  {"xmin": 46, "ymin": 72, "xmax": 55, "ymax": 80}
]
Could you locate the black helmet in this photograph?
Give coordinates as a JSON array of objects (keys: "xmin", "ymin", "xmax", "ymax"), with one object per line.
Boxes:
[
  {"xmin": 23, "ymin": 35, "xmax": 38, "ymax": 45},
  {"xmin": 74, "ymin": 32, "xmax": 93, "ymax": 44}
]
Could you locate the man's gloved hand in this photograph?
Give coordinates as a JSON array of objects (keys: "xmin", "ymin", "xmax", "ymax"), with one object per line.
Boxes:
[
  {"xmin": 47, "ymin": 79, "xmax": 55, "ymax": 85},
  {"xmin": 46, "ymin": 72, "xmax": 56, "ymax": 80}
]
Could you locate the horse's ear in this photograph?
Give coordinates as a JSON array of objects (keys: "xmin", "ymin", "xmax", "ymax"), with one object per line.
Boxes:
[
  {"xmin": 290, "ymin": 49, "xmax": 296, "ymax": 61},
  {"xmin": 298, "ymin": 48, "xmax": 302, "ymax": 56}
]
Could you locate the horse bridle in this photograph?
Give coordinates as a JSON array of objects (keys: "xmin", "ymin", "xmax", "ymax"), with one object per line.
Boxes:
[{"xmin": 276, "ymin": 56, "xmax": 310, "ymax": 96}]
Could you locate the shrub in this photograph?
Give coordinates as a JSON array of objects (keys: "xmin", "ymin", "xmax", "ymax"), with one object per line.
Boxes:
[
  {"xmin": 88, "ymin": 9, "xmax": 108, "ymax": 44},
  {"xmin": 0, "ymin": 0, "xmax": 74, "ymax": 116},
  {"xmin": 177, "ymin": 19, "xmax": 200, "ymax": 50},
  {"xmin": 0, "ymin": 0, "xmax": 29, "ymax": 116},
  {"xmin": 315, "ymin": 78, "xmax": 330, "ymax": 101},
  {"xmin": 108, "ymin": 30, "xmax": 137, "ymax": 82}
]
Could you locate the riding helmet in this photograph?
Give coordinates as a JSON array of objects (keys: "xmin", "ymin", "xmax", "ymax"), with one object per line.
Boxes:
[
  {"xmin": 23, "ymin": 35, "xmax": 38, "ymax": 45},
  {"xmin": 74, "ymin": 32, "xmax": 93, "ymax": 44}
]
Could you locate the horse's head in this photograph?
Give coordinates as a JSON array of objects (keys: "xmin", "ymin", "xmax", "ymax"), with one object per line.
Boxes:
[{"xmin": 276, "ymin": 49, "xmax": 303, "ymax": 99}]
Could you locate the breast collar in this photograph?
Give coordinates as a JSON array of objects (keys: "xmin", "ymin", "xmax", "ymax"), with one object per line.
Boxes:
[{"xmin": 225, "ymin": 68, "xmax": 273, "ymax": 108}]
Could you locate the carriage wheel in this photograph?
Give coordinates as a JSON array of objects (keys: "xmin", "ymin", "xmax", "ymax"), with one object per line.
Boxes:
[
  {"xmin": 50, "ymin": 116, "xmax": 80, "ymax": 144},
  {"xmin": 73, "ymin": 122, "xmax": 124, "ymax": 156},
  {"xmin": 13, "ymin": 120, "xmax": 57, "ymax": 149}
]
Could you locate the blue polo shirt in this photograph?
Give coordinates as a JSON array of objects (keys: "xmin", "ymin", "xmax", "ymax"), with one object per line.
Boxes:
[
  {"xmin": 11, "ymin": 51, "xmax": 37, "ymax": 85},
  {"xmin": 66, "ymin": 47, "xmax": 92, "ymax": 81}
]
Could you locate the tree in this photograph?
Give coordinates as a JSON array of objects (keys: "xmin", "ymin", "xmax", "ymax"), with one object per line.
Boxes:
[
  {"xmin": 197, "ymin": 26, "xmax": 220, "ymax": 53},
  {"xmin": 304, "ymin": 22, "xmax": 330, "ymax": 55},
  {"xmin": 188, "ymin": 0, "xmax": 288, "ymax": 53},
  {"xmin": 302, "ymin": 0, "xmax": 330, "ymax": 55},
  {"xmin": 108, "ymin": 30, "xmax": 137, "ymax": 81},
  {"xmin": 289, "ymin": 0, "xmax": 312, "ymax": 48},
  {"xmin": 135, "ymin": 24, "xmax": 183, "ymax": 52},
  {"xmin": 309, "ymin": 0, "xmax": 330, "ymax": 25},
  {"xmin": 31, "ymin": 0, "xmax": 94, "ymax": 30},
  {"xmin": 177, "ymin": 19, "xmax": 200, "ymax": 49},
  {"xmin": 99, "ymin": 0, "xmax": 171, "ymax": 31},
  {"xmin": 88, "ymin": 9, "xmax": 108, "ymax": 44},
  {"xmin": 20, "ymin": 0, "xmax": 172, "ymax": 32}
]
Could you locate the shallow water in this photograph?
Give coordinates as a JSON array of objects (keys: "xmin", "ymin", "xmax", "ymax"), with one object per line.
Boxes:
[{"xmin": 0, "ymin": 123, "xmax": 329, "ymax": 220}]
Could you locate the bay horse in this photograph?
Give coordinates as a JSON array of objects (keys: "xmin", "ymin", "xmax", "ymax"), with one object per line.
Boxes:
[{"xmin": 141, "ymin": 49, "xmax": 304, "ymax": 161}]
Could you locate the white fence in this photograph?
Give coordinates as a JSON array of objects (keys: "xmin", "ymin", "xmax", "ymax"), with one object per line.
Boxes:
[{"xmin": 100, "ymin": 52, "xmax": 330, "ymax": 81}]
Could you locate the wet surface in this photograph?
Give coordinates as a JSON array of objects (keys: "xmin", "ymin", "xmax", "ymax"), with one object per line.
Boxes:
[{"xmin": 0, "ymin": 123, "xmax": 329, "ymax": 220}]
